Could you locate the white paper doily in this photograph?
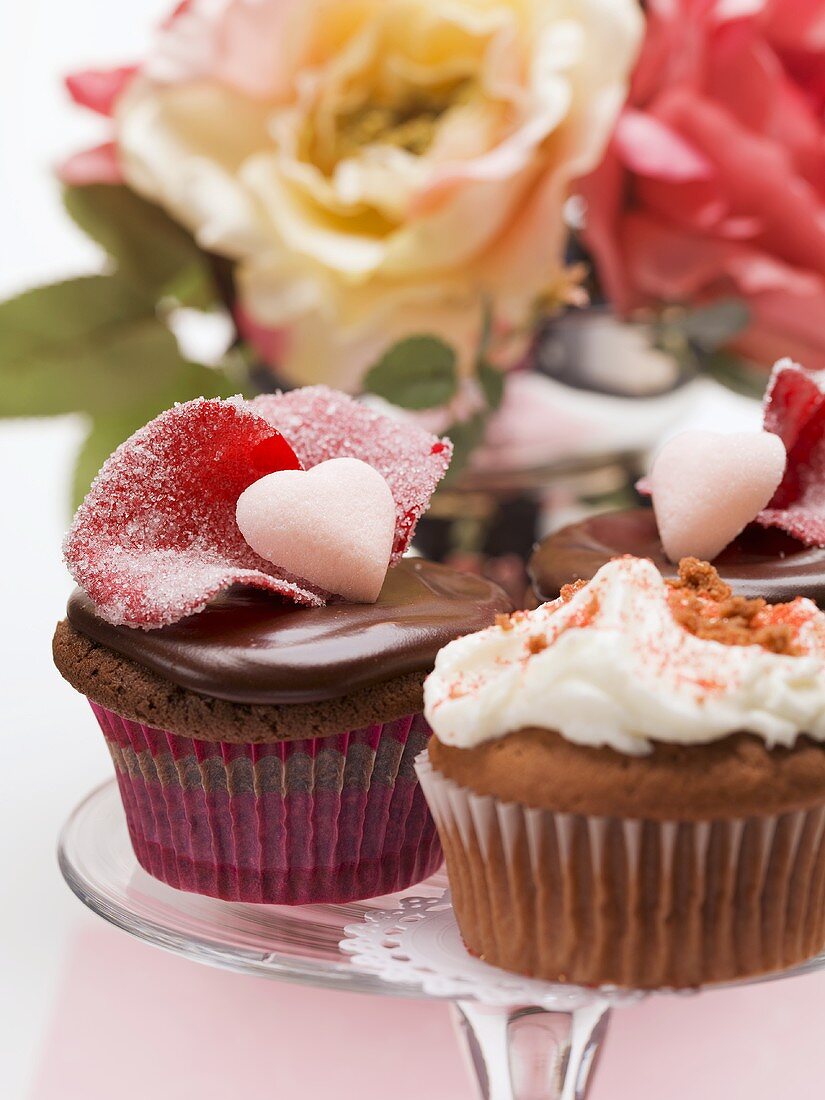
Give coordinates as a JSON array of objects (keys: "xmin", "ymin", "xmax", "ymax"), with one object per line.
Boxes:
[{"xmin": 341, "ymin": 889, "xmax": 641, "ymax": 1010}]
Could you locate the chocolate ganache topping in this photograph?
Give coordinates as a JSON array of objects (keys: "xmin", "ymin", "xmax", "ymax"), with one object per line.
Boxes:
[
  {"xmin": 67, "ymin": 559, "xmax": 510, "ymax": 706},
  {"xmin": 529, "ymin": 507, "xmax": 825, "ymax": 606}
]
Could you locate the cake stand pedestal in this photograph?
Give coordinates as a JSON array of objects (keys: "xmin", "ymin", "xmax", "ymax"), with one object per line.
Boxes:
[
  {"xmin": 58, "ymin": 782, "xmax": 825, "ymax": 1100},
  {"xmin": 449, "ymin": 1000, "xmax": 610, "ymax": 1099}
]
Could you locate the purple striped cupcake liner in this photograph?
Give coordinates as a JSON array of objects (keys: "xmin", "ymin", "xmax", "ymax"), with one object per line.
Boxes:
[{"xmin": 89, "ymin": 702, "xmax": 442, "ymax": 904}]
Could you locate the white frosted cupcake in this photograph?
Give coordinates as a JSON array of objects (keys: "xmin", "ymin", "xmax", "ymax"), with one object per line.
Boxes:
[{"xmin": 418, "ymin": 556, "xmax": 825, "ymax": 988}]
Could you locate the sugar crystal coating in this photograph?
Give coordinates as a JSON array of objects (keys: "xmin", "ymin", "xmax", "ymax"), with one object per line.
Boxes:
[
  {"xmin": 758, "ymin": 359, "xmax": 825, "ymax": 546},
  {"xmin": 64, "ymin": 389, "xmax": 452, "ymax": 628},
  {"xmin": 250, "ymin": 387, "xmax": 452, "ymax": 561},
  {"xmin": 64, "ymin": 397, "xmax": 321, "ymax": 627}
]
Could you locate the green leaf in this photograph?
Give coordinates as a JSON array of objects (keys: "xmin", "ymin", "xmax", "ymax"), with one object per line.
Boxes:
[
  {"xmin": 477, "ymin": 358, "xmax": 505, "ymax": 410},
  {"xmin": 70, "ymin": 361, "xmax": 231, "ymax": 507},
  {"xmin": 680, "ymin": 299, "xmax": 750, "ymax": 352},
  {"xmin": 63, "ymin": 184, "xmax": 216, "ymax": 307},
  {"xmin": 71, "ymin": 408, "xmax": 147, "ymax": 510},
  {"xmin": 0, "ymin": 274, "xmax": 231, "ymax": 418},
  {"xmin": 364, "ymin": 335, "xmax": 458, "ymax": 410},
  {"xmin": 442, "ymin": 413, "xmax": 487, "ymax": 485}
]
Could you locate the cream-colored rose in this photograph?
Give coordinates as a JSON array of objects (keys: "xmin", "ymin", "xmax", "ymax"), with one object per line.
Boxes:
[{"xmin": 117, "ymin": 0, "xmax": 643, "ymax": 389}]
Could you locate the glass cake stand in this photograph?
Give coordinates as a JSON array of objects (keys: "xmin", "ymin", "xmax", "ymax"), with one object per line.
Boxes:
[{"xmin": 58, "ymin": 781, "xmax": 825, "ymax": 1100}]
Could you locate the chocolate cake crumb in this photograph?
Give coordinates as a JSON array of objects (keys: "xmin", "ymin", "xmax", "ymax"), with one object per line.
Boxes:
[{"xmin": 667, "ymin": 559, "xmax": 800, "ymax": 656}]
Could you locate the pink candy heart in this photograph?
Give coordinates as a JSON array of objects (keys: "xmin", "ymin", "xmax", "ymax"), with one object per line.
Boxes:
[
  {"xmin": 650, "ymin": 430, "xmax": 787, "ymax": 563},
  {"xmin": 236, "ymin": 458, "xmax": 395, "ymax": 604}
]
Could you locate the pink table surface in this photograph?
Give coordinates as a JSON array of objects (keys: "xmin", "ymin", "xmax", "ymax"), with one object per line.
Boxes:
[{"xmin": 29, "ymin": 919, "xmax": 825, "ymax": 1099}]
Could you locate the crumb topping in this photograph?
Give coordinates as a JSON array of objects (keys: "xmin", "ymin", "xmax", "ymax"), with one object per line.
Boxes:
[
  {"xmin": 424, "ymin": 554, "xmax": 825, "ymax": 759},
  {"xmin": 666, "ymin": 558, "xmax": 801, "ymax": 656}
]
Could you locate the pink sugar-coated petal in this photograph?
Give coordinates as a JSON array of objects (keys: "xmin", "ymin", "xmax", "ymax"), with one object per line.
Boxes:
[
  {"xmin": 65, "ymin": 389, "xmax": 452, "ymax": 628},
  {"xmin": 57, "ymin": 143, "xmax": 124, "ymax": 187},
  {"xmin": 63, "ymin": 397, "xmax": 321, "ymax": 629},
  {"xmin": 650, "ymin": 430, "xmax": 787, "ymax": 563},
  {"xmin": 250, "ymin": 387, "xmax": 453, "ymax": 561},
  {"xmin": 762, "ymin": 358, "xmax": 825, "ymax": 450},
  {"xmin": 65, "ymin": 66, "xmax": 138, "ymax": 116},
  {"xmin": 758, "ymin": 360, "xmax": 825, "ymax": 545},
  {"xmin": 236, "ymin": 458, "xmax": 396, "ymax": 604}
]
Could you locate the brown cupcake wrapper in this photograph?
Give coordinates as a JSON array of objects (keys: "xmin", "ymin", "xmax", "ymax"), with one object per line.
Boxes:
[{"xmin": 416, "ymin": 754, "xmax": 825, "ymax": 989}]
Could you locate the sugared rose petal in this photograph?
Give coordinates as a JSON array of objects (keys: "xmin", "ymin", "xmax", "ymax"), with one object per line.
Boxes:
[
  {"xmin": 250, "ymin": 386, "xmax": 452, "ymax": 560},
  {"xmin": 236, "ymin": 458, "xmax": 395, "ymax": 603},
  {"xmin": 65, "ymin": 388, "xmax": 452, "ymax": 628},
  {"xmin": 651, "ymin": 430, "xmax": 786, "ymax": 562},
  {"xmin": 758, "ymin": 359, "xmax": 825, "ymax": 545},
  {"xmin": 63, "ymin": 397, "xmax": 318, "ymax": 628}
]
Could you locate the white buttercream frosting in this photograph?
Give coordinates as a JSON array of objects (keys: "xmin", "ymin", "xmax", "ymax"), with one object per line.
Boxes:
[{"xmin": 424, "ymin": 557, "xmax": 825, "ymax": 755}]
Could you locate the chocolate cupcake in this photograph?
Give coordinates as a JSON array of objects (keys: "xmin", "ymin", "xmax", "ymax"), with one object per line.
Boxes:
[
  {"xmin": 530, "ymin": 507, "xmax": 825, "ymax": 605},
  {"xmin": 531, "ymin": 360, "xmax": 825, "ymax": 607},
  {"xmin": 53, "ymin": 387, "xmax": 509, "ymax": 904},
  {"xmin": 419, "ymin": 556, "xmax": 825, "ymax": 989}
]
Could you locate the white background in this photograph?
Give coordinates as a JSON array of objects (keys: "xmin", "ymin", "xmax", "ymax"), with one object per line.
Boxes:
[{"xmin": 0, "ymin": 3, "xmax": 168, "ymax": 1094}]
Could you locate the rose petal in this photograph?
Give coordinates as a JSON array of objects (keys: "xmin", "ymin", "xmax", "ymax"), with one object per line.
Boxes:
[
  {"xmin": 250, "ymin": 387, "xmax": 452, "ymax": 560},
  {"xmin": 578, "ymin": 147, "xmax": 638, "ymax": 314},
  {"xmin": 757, "ymin": 359, "xmax": 825, "ymax": 545},
  {"xmin": 613, "ymin": 109, "xmax": 714, "ymax": 181},
  {"xmin": 57, "ymin": 143, "xmax": 124, "ymax": 187},
  {"xmin": 65, "ymin": 388, "xmax": 453, "ymax": 627},
  {"xmin": 65, "ymin": 67, "xmax": 137, "ymax": 116},
  {"xmin": 63, "ymin": 397, "xmax": 318, "ymax": 628},
  {"xmin": 655, "ymin": 91, "xmax": 825, "ymax": 277},
  {"xmin": 580, "ymin": 1, "xmax": 825, "ymax": 372}
]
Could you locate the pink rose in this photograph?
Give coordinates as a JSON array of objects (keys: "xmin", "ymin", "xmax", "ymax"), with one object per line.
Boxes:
[{"xmin": 580, "ymin": 0, "xmax": 825, "ymax": 371}]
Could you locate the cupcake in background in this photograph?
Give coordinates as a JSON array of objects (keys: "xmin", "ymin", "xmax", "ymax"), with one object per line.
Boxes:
[
  {"xmin": 419, "ymin": 555, "xmax": 825, "ymax": 989},
  {"xmin": 531, "ymin": 359, "xmax": 825, "ymax": 608},
  {"xmin": 53, "ymin": 387, "xmax": 510, "ymax": 905}
]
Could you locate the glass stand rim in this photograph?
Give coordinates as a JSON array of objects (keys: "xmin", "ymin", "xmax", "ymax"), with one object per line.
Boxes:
[
  {"xmin": 59, "ymin": 779, "xmax": 825, "ymax": 1000},
  {"xmin": 59, "ymin": 779, "xmax": 825, "ymax": 1100},
  {"xmin": 58, "ymin": 778, "xmax": 452, "ymax": 998}
]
